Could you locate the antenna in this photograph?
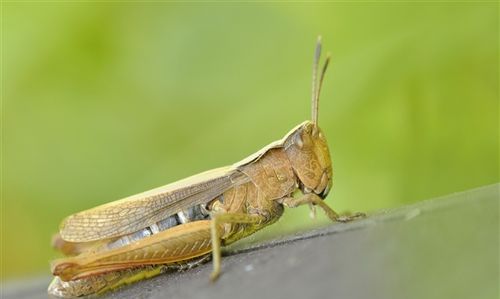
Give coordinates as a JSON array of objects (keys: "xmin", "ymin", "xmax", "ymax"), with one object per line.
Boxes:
[
  {"xmin": 316, "ymin": 52, "xmax": 331, "ymax": 115},
  {"xmin": 311, "ymin": 36, "xmax": 331, "ymax": 126},
  {"xmin": 311, "ymin": 36, "xmax": 322, "ymax": 125}
]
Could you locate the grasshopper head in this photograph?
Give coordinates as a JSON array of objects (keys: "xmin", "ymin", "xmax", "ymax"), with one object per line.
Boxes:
[
  {"xmin": 284, "ymin": 36, "xmax": 333, "ymax": 199},
  {"xmin": 284, "ymin": 121, "xmax": 333, "ymax": 199}
]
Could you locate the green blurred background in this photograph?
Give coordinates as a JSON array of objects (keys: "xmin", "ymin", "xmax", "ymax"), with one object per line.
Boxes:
[{"xmin": 2, "ymin": 2, "xmax": 498, "ymax": 279}]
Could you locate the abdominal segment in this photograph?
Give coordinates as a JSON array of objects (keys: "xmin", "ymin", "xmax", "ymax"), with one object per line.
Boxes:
[
  {"xmin": 51, "ymin": 203, "xmax": 218, "ymax": 285},
  {"xmin": 48, "ymin": 265, "xmax": 165, "ymax": 298},
  {"xmin": 53, "ymin": 204, "xmax": 213, "ymax": 257},
  {"xmin": 52, "ymin": 222, "xmax": 220, "ymax": 283},
  {"xmin": 48, "ymin": 255, "xmax": 210, "ymax": 298},
  {"xmin": 106, "ymin": 204, "xmax": 210, "ymax": 251}
]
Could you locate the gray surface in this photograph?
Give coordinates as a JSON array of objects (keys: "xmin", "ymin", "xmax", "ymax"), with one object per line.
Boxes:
[{"xmin": 3, "ymin": 184, "xmax": 499, "ymax": 299}]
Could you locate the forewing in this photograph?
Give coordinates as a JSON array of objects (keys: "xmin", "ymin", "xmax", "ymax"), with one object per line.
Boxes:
[{"xmin": 60, "ymin": 166, "xmax": 249, "ymax": 242}]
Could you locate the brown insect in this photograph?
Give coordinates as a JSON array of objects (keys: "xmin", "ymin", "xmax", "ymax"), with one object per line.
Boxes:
[{"xmin": 48, "ymin": 37, "xmax": 363, "ymax": 298}]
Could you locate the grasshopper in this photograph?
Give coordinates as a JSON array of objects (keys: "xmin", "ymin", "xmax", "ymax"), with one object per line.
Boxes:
[{"xmin": 48, "ymin": 37, "xmax": 363, "ymax": 298}]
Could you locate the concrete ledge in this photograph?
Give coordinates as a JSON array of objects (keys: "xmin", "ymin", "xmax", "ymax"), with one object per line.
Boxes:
[{"xmin": 3, "ymin": 184, "xmax": 499, "ymax": 299}]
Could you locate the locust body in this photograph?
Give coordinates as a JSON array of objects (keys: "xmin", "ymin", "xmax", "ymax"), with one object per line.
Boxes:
[{"xmin": 48, "ymin": 37, "xmax": 362, "ymax": 298}]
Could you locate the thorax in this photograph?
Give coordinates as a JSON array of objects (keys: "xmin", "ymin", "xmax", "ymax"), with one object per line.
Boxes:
[{"xmin": 210, "ymin": 148, "xmax": 297, "ymax": 245}]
